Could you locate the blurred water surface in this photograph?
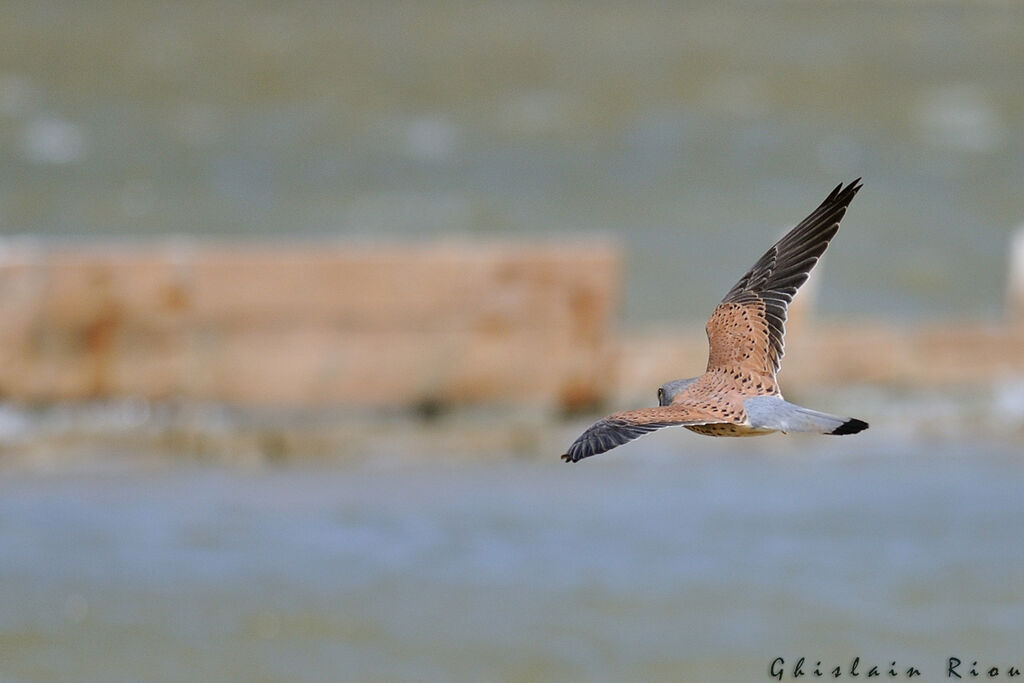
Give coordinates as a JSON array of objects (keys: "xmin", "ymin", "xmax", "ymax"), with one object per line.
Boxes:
[
  {"xmin": 2, "ymin": 436, "xmax": 1024, "ymax": 682},
  {"xmin": 2, "ymin": 1, "xmax": 1023, "ymax": 324}
]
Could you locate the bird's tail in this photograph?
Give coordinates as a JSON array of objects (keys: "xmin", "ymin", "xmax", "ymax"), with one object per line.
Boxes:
[{"xmin": 744, "ymin": 396, "xmax": 868, "ymax": 435}]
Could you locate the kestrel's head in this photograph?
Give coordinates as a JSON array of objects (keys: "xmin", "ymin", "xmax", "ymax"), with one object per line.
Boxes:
[{"xmin": 657, "ymin": 378, "xmax": 695, "ymax": 406}]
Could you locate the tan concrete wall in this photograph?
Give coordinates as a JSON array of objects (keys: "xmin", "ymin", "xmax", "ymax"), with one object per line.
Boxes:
[
  {"xmin": 616, "ymin": 225, "xmax": 1024, "ymax": 399},
  {"xmin": 5, "ymin": 235, "xmax": 1024, "ymax": 413},
  {"xmin": 1009, "ymin": 226, "xmax": 1024, "ymax": 327},
  {"xmin": 0, "ymin": 241, "xmax": 620, "ymax": 410},
  {"xmin": 619, "ymin": 319, "xmax": 1024, "ymax": 403}
]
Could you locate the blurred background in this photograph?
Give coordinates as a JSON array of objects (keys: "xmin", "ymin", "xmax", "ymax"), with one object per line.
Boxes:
[{"xmin": 2, "ymin": 1, "xmax": 1024, "ymax": 681}]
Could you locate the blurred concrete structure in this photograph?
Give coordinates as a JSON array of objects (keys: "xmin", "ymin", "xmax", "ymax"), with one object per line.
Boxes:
[
  {"xmin": 0, "ymin": 241, "xmax": 619, "ymax": 412},
  {"xmin": 619, "ymin": 224, "xmax": 1024, "ymax": 401},
  {"xmin": 620, "ymin": 321, "xmax": 1024, "ymax": 404},
  {"xmin": 1009, "ymin": 226, "xmax": 1024, "ymax": 327},
  {"xmin": 4, "ymin": 231, "xmax": 1024, "ymax": 416}
]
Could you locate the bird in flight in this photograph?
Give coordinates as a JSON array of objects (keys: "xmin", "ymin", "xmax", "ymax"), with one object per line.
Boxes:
[{"xmin": 562, "ymin": 180, "xmax": 868, "ymax": 463}]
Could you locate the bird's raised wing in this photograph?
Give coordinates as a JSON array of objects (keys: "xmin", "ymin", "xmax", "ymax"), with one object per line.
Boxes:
[
  {"xmin": 705, "ymin": 179, "xmax": 862, "ymax": 378},
  {"xmin": 561, "ymin": 405, "xmax": 728, "ymax": 463}
]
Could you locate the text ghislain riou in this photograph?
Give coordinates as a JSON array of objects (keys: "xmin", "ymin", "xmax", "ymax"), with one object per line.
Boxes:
[{"xmin": 770, "ymin": 657, "xmax": 1024, "ymax": 679}]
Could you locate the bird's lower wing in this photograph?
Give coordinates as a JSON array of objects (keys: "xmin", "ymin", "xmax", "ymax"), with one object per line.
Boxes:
[{"xmin": 561, "ymin": 406, "xmax": 729, "ymax": 463}]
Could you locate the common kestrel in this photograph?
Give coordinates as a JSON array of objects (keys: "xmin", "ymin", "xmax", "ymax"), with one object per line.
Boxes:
[{"xmin": 562, "ymin": 180, "xmax": 868, "ymax": 463}]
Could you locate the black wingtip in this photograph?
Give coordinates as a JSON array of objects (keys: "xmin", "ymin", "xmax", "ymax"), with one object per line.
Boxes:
[
  {"xmin": 831, "ymin": 417, "xmax": 869, "ymax": 435},
  {"xmin": 830, "ymin": 178, "xmax": 863, "ymax": 205}
]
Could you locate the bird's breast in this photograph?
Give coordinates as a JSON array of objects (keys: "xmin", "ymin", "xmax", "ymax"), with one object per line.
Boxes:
[{"xmin": 685, "ymin": 423, "xmax": 775, "ymax": 437}]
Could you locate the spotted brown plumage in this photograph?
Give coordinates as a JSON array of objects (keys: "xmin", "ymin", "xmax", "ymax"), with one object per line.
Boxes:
[
  {"xmin": 713, "ymin": 179, "xmax": 862, "ymax": 377},
  {"xmin": 561, "ymin": 180, "xmax": 868, "ymax": 463}
]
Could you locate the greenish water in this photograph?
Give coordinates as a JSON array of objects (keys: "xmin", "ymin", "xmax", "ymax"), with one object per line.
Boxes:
[
  {"xmin": 2, "ymin": 435, "xmax": 1023, "ymax": 682},
  {"xmin": 2, "ymin": 1, "xmax": 1023, "ymax": 324}
]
